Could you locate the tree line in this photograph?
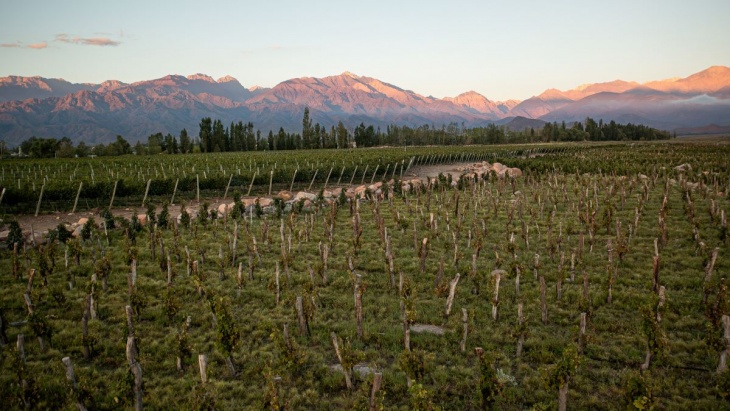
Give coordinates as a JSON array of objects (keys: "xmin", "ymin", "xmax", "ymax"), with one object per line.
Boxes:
[{"xmin": 7, "ymin": 108, "xmax": 671, "ymax": 158}]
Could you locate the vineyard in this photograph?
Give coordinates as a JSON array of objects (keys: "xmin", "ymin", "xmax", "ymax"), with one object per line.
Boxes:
[
  {"xmin": 0, "ymin": 139, "xmax": 729, "ymax": 410},
  {"xmin": 2, "ymin": 144, "xmax": 584, "ymax": 215}
]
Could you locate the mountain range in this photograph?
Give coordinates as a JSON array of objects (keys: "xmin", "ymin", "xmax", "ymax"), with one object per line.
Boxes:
[{"xmin": 0, "ymin": 66, "xmax": 729, "ymax": 145}]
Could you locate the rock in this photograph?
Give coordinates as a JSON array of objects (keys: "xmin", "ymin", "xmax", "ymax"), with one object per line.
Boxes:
[
  {"xmin": 330, "ymin": 363, "xmax": 375, "ymax": 378},
  {"xmin": 276, "ymin": 190, "xmax": 294, "ymax": 201},
  {"xmin": 674, "ymin": 163, "xmax": 692, "ymax": 172},
  {"xmin": 137, "ymin": 214, "xmax": 147, "ymax": 225},
  {"xmin": 368, "ymin": 182, "xmax": 383, "ymax": 192},
  {"xmin": 0, "ymin": 230, "xmax": 9, "ymax": 242},
  {"xmin": 354, "ymin": 185, "xmax": 368, "ymax": 196},
  {"xmin": 72, "ymin": 226, "xmax": 82, "ymax": 238},
  {"xmin": 409, "ymin": 324, "xmax": 446, "ymax": 335},
  {"xmin": 506, "ymin": 168, "xmax": 523, "ymax": 178},
  {"xmin": 330, "ymin": 187, "xmax": 344, "ymax": 197},
  {"xmin": 294, "ymin": 192, "xmax": 317, "ymax": 202},
  {"xmin": 322, "ymin": 190, "xmax": 334, "ymax": 198},
  {"xmin": 218, "ymin": 203, "xmax": 229, "ymax": 215},
  {"xmin": 257, "ymin": 197, "xmax": 274, "ymax": 208},
  {"xmin": 492, "ymin": 162, "xmax": 508, "ymax": 175},
  {"xmin": 77, "ymin": 217, "xmax": 89, "ymax": 226}
]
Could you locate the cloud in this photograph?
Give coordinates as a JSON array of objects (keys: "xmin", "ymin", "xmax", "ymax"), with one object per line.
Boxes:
[
  {"xmin": 82, "ymin": 38, "xmax": 120, "ymax": 46},
  {"xmin": 1, "ymin": 41, "xmax": 48, "ymax": 49},
  {"xmin": 55, "ymin": 33, "xmax": 121, "ymax": 47}
]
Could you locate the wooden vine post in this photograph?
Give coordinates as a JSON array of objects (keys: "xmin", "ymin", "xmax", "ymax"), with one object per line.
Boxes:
[
  {"xmin": 445, "ymin": 273, "xmax": 461, "ymax": 317},
  {"xmin": 198, "ymin": 354, "xmax": 208, "ymax": 384},
  {"xmin": 491, "ymin": 269, "xmax": 505, "ymax": 321},
  {"xmin": 370, "ymin": 372, "xmax": 383, "ymax": 411},
  {"xmin": 109, "ymin": 179, "xmax": 118, "ymax": 209},
  {"xmin": 295, "ymin": 296, "xmax": 309, "ymax": 336},
  {"xmin": 72, "ymin": 182, "xmax": 83, "ymax": 214},
  {"xmin": 718, "ymin": 315, "xmax": 730, "ymax": 373},
  {"xmin": 35, "ymin": 182, "xmax": 45, "ymax": 216},
  {"xmin": 62, "ymin": 357, "xmax": 89, "ymax": 411},
  {"xmin": 331, "ymin": 332, "xmax": 353, "ymax": 390},
  {"xmin": 126, "ymin": 335, "xmax": 143, "ymax": 411}
]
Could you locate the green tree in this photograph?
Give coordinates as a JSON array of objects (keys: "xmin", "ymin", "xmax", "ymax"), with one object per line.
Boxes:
[
  {"xmin": 147, "ymin": 133, "xmax": 163, "ymax": 155},
  {"xmin": 302, "ymin": 107, "xmax": 314, "ymax": 149},
  {"xmin": 75, "ymin": 141, "xmax": 89, "ymax": 157},
  {"xmin": 199, "ymin": 117, "xmax": 213, "ymax": 153},
  {"xmin": 179, "ymin": 128, "xmax": 191, "ymax": 153}
]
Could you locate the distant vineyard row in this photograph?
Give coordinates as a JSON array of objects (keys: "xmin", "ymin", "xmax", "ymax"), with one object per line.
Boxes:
[
  {"xmin": 1, "ymin": 145, "xmax": 588, "ymax": 214},
  {"xmin": 2, "ymin": 141, "xmax": 727, "ymax": 215}
]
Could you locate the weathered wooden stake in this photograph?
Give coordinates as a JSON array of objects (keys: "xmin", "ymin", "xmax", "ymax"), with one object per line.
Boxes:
[
  {"xmin": 109, "ymin": 180, "xmax": 118, "ymax": 209},
  {"xmin": 558, "ymin": 381, "xmax": 569, "ymax": 411},
  {"xmin": 125, "ymin": 305, "xmax": 135, "ymax": 336},
  {"xmin": 336, "ymin": 166, "xmax": 345, "ymax": 186},
  {"xmin": 170, "ymin": 179, "xmax": 179, "ymax": 205},
  {"xmin": 62, "ymin": 357, "xmax": 89, "ymax": 411},
  {"xmin": 657, "ymin": 286, "xmax": 666, "ymax": 323},
  {"xmin": 223, "ymin": 174, "xmax": 233, "ymax": 200},
  {"xmin": 445, "ymin": 273, "xmax": 461, "ymax": 317},
  {"xmin": 369, "ymin": 164, "xmax": 380, "ymax": 184},
  {"xmin": 718, "ymin": 315, "xmax": 730, "ymax": 373},
  {"xmin": 349, "ymin": 165, "xmax": 358, "ymax": 186},
  {"xmin": 295, "ymin": 296, "xmax": 308, "ymax": 336},
  {"xmin": 370, "ymin": 372, "xmax": 383, "ymax": 411},
  {"xmin": 72, "ymin": 182, "xmax": 83, "ymax": 214},
  {"xmin": 126, "ymin": 336, "xmax": 143, "ymax": 411},
  {"xmin": 308, "ymin": 169, "xmax": 319, "ymax": 192},
  {"xmin": 247, "ymin": 171, "xmax": 257, "ymax": 196},
  {"xmin": 290, "ymin": 168, "xmax": 298, "ymax": 191},
  {"xmin": 491, "ymin": 269, "xmax": 504, "ymax": 321},
  {"xmin": 142, "ymin": 179, "xmax": 152, "ymax": 207},
  {"xmin": 17, "ymin": 334, "xmax": 25, "ymax": 363},
  {"xmin": 35, "ymin": 182, "xmax": 45, "ymax": 216},
  {"xmin": 324, "ymin": 166, "xmax": 334, "ymax": 190},
  {"xmin": 198, "ymin": 354, "xmax": 208, "ymax": 384},
  {"xmin": 331, "ymin": 332, "xmax": 353, "ymax": 390}
]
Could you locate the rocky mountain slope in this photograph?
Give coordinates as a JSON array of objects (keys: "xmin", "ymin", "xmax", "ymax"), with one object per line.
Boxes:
[{"xmin": 0, "ymin": 66, "xmax": 728, "ymax": 145}]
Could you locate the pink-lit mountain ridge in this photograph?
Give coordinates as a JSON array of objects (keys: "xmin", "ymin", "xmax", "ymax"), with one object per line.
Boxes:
[{"xmin": 0, "ymin": 66, "xmax": 728, "ymax": 145}]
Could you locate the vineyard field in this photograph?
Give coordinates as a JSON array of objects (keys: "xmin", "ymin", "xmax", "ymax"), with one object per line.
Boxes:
[{"xmin": 0, "ymin": 139, "xmax": 729, "ymax": 410}]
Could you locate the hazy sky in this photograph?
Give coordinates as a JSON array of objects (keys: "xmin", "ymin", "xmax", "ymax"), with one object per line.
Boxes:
[{"xmin": 1, "ymin": 0, "xmax": 728, "ymax": 101}]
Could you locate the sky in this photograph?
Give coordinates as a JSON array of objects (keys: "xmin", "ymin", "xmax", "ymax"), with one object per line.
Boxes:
[{"xmin": 1, "ymin": 0, "xmax": 729, "ymax": 102}]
